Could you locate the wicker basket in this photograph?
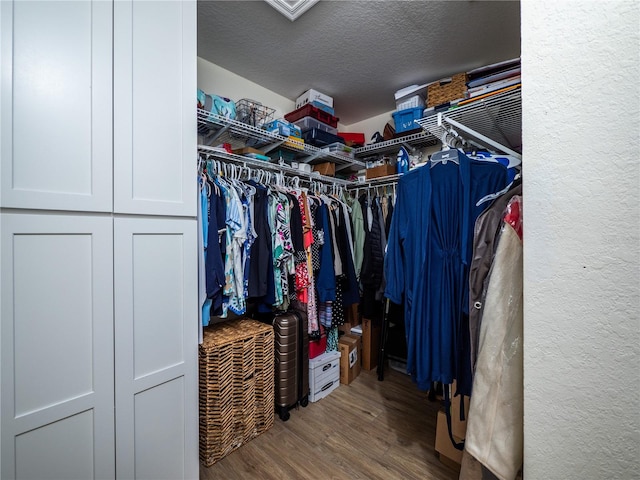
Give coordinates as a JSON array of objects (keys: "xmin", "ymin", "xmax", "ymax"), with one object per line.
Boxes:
[
  {"xmin": 427, "ymin": 73, "xmax": 469, "ymax": 107},
  {"xmin": 199, "ymin": 318, "xmax": 275, "ymax": 467}
]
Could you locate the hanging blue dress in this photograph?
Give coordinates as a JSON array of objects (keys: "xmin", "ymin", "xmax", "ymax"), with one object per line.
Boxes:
[
  {"xmin": 385, "ymin": 152, "xmax": 507, "ymax": 393},
  {"xmin": 316, "ymin": 201, "xmax": 336, "ymax": 303}
]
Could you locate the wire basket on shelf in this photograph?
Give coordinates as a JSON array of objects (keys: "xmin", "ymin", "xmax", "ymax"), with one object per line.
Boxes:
[{"xmin": 235, "ymin": 99, "xmax": 276, "ymax": 128}]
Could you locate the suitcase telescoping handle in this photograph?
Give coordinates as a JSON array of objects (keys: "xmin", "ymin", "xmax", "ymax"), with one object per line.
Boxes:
[
  {"xmin": 322, "ymin": 364, "xmax": 331, "ymax": 371},
  {"xmin": 321, "ymin": 381, "xmax": 334, "ymax": 392}
]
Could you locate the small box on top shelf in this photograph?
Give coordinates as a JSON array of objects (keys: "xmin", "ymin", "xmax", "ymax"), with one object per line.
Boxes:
[{"xmin": 296, "ymin": 88, "xmax": 334, "ymax": 109}]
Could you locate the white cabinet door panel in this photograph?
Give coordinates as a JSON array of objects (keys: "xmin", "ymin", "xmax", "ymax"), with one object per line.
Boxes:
[
  {"xmin": 131, "ymin": 232, "xmax": 185, "ymax": 379},
  {"xmin": 114, "ymin": 217, "xmax": 198, "ymax": 480},
  {"xmin": 113, "ymin": 1, "xmax": 196, "ymax": 216},
  {"xmin": 0, "ymin": 1, "xmax": 112, "ymax": 212},
  {"xmin": 13, "ymin": 233, "xmax": 94, "ymax": 417},
  {"xmin": 134, "ymin": 378, "xmax": 186, "ymax": 480},
  {"xmin": 15, "ymin": 411, "xmax": 95, "ymax": 480},
  {"xmin": 1, "ymin": 213, "xmax": 114, "ymax": 479}
]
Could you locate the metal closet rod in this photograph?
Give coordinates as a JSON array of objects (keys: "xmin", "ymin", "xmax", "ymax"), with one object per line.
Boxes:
[
  {"xmin": 197, "ymin": 145, "xmax": 352, "ymax": 187},
  {"xmin": 346, "ymin": 172, "xmax": 401, "ymax": 191}
]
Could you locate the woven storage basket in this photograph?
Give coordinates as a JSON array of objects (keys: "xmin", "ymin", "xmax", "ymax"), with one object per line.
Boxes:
[
  {"xmin": 427, "ymin": 73, "xmax": 469, "ymax": 107},
  {"xmin": 199, "ymin": 318, "xmax": 274, "ymax": 467}
]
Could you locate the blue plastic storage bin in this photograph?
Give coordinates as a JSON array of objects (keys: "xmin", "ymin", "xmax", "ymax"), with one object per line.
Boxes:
[
  {"xmin": 310, "ymin": 100, "xmax": 335, "ymax": 116},
  {"xmin": 392, "ymin": 107, "xmax": 423, "ymax": 133},
  {"xmin": 264, "ymin": 119, "xmax": 302, "ymax": 138}
]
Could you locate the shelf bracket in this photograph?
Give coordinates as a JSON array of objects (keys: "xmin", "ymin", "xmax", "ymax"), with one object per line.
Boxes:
[
  {"xmin": 204, "ymin": 124, "xmax": 231, "ymax": 146},
  {"xmin": 261, "ymin": 139, "xmax": 286, "ymax": 154},
  {"xmin": 301, "ymin": 150, "xmax": 325, "ymax": 163},
  {"xmin": 439, "ymin": 114, "xmax": 522, "ymax": 160}
]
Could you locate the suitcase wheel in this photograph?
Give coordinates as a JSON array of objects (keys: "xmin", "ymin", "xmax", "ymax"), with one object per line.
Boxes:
[
  {"xmin": 300, "ymin": 395, "xmax": 309, "ymax": 408},
  {"xmin": 277, "ymin": 406, "xmax": 290, "ymax": 422}
]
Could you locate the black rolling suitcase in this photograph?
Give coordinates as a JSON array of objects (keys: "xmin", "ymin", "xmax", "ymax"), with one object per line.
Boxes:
[{"xmin": 272, "ymin": 305, "xmax": 309, "ymax": 421}]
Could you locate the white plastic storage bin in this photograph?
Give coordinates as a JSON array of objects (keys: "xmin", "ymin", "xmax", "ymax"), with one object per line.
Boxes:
[
  {"xmin": 292, "ymin": 116, "xmax": 338, "ymax": 135},
  {"xmin": 309, "ymin": 350, "xmax": 341, "ymax": 403},
  {"xmin": 394, "ymin": 84, "xmax": 428, "ymax": 111},
  {"xmin": 396, "ymin": 94, "xmax": 425, "ymax": 111},
  {"xmin": 322, "ymin": 142, "xmax": 355, "ymax": 158}
]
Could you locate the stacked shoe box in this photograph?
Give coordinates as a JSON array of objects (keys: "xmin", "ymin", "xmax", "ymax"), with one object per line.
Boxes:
[{"xmin": 285, "ymin": 89, "xmax": 343, "ymax": 148}]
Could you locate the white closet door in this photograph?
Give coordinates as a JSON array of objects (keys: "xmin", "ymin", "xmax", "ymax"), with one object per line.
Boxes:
[
  {"xmin": 113, "ymin": 0, "xmax": 197, "ymax": 217},
  {"xmin": 0, "ymin": 213, "xmax": 115, "ymax": 479},
  {"xmin": 114, "ymin": 217, "xmax": 198, "ymax": 480},
  {"xmin": 0, "ymin": 1, "xmax": 112, "ymax": 212}
]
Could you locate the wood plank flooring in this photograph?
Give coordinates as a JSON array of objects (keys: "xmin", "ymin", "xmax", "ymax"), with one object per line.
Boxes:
[{"xmin": 200, "ymin": 367, "xmax": 459, "ymax": 480}]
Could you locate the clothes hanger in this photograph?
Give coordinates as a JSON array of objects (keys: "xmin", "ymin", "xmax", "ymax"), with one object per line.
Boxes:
[
  {"xmin": 476, "ymin": 172, "xmax": 522, "ymax": 207},
  {"xmin": 430, "ymin": 131, "xmax": 462, "ymax": 167}
]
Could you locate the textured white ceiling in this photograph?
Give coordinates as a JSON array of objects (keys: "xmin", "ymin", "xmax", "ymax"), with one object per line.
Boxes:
[{"xmin": 197, "ymin": 1, "xmax": 521, "ymax": 125}]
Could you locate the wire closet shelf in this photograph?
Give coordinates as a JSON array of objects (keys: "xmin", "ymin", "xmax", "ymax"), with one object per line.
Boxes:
[
  {"xmin": 197, "ymin": 109, "xmax": 366, "ymax": 168},
  {"xmin": 416, "ymin": 87, "xmax": 522, "ymax": 156},
  {"xmin": 354, "ymin": 130, "xmax": 438, "ymax": 157}
]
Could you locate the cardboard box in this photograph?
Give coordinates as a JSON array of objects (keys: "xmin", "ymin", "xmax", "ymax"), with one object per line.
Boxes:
[
  {"xmin": 347, "ymin": 304, "xmax": 359, "ymax": 326},
  {"xmin": 346, "ymin": 333, "xmax": 362, "ymax": 368},
  {"xmin": 232, "ymin": 146, "xmax": 265, "ymax": 156},
  {"xmin": 435, "ymin": 409, "xmax": 464, "ymax": 465},
  {"xmin": 338, "ymin": 322, "xmax": 352, "ymax": 336},
  {"xmin": 313, "ymin": 162, "xmax": 335, "ymax": 177},
  {"xmin": 361, "ymin": 317, "xmax": 380, "ymax": 371},
  {"xmin": 450, "ymin": 381, "xmax": 470, "ymax": 439},
  {"xmin": 365, "ymin": 164, "xmax": 396, "ymax": 180},
  {"xmin": 338, "ymin": 334, "xmax": 361, "ymax": 385},
  {"xmin": 296, "ymin": 88, "xmax": 334, "ymax": 109},
  {"xmin": 337, "ymin": 306, "xmax": 359, "ymax": 336}
]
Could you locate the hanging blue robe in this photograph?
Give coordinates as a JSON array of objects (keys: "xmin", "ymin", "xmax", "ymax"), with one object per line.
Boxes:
[{"xmin": 384, "ymin": 152, "xmax": 507, "ymax": 392}]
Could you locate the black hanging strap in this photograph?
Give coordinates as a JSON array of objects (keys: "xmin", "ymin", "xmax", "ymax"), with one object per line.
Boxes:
[{"xmin": 443, "ymin": 383, "xmax": 465, "ymax": 451}]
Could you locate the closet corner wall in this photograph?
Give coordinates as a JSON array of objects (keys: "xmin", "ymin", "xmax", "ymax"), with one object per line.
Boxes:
[{"xmin": 1, "ymin": 1, "xmax": 198, "ymax": 479}]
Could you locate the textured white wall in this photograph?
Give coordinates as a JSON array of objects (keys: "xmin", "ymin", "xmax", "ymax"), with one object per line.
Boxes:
[
  {"xmin": 521, "ymin": 1, "xmax": 640, "ymax": 479},
  {"xmin": 197, "ymin": 57, "xmax": 294, "ymax": 120}
]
